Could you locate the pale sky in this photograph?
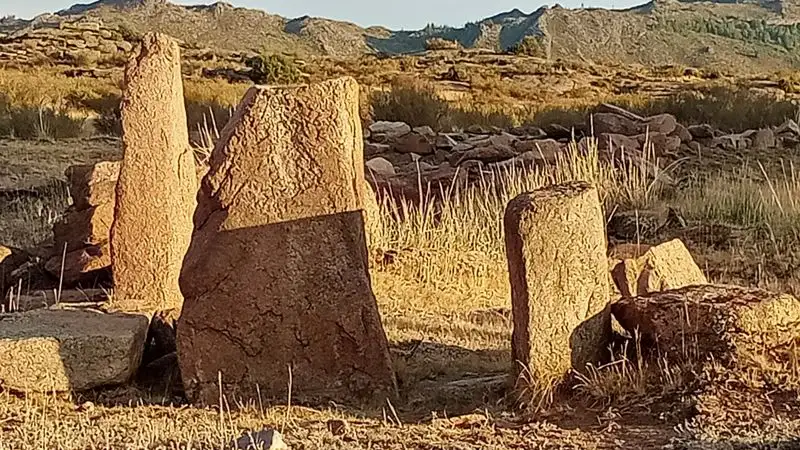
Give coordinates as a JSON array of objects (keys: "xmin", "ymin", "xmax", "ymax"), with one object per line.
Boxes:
[{"xmin": 1, "ymin": 0, "xmax": 646, "ymax": 29}]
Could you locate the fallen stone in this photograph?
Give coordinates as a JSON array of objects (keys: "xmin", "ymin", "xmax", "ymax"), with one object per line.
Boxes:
[
  {"xmin": 109, "ymin": 33, "xmax": 197, "ymax": 316},
  {"xmin": 544, "ymin": 123, "xmax": 572, "ymax": 140},
  {"xmin": 45, "ymin": 243, "xmax": 111, "ymax": 286},
  {"xmin": 688, "ymin": 124, "xmax": 715, "ymax": 139},
  {"xmin": 369, "ymin": 121, "xmax": 411, "ymax": 138},
  {"xmin": 11, "ymin": 289, "xmax": 109, "ymax": 313},
  {"xmin": 612, "ymin": 285, "xmax": 800, "ymax": 364},
  {"xmin": 752, "ymin": 128, "xmax": 777, "ymax": 150},
  {"xmin": 457, "ymin": 144, "xmax": 517, "ymax": 164},
  {"xmin": 53, "ymin": 203, "xmax": 114, "ymax": 253},
  {"xmin": 671, "ymin": 123, "xmax": 693, "ymax": 144},
  {"xmin": 644, "ymin": 114, "xmax": 678, "ymax": 135},
  {"xmin": 365, "ymin": 157, "xmax": 396, "ymax": 178},
  {"xmin": 0, "ymin": 309, "xmax": 148, "ymax": 392},
  {"xmin": 364, "ymin": 142, "xmax": 391, "ymax": 158},
  {"xmin": 776, "ymin": 119, "xmax": 800, "ymax": 136},
  {"xmin": 611, "ymin": 239, "xmax": 707, "ymax": 298},
  {"xmin": 505, "ymin": 182, "xmax": 611, "ymax": 390},
  {"xmin": 597, "ymin": 133, "xmax": 640, "ymax": 159},
  {"xmin": 178, "ymin": 77, "xmax": 397, "ymax": 407},
  {"xmin": 513, "ymin": 138, "xmax": 562, "ymax": 159},
  {"xmin": 435, "ymin": 134, "xmax": 457, "ymax": 150},
  {"xmin": 65, "ymin": 161, "xmax": 120, "ymax": 210},
  {"xmin": 635, "ymin": 132, "xmax": 681, "ymax": 156},
  {"xmin": 412, "ymin": 125, "xmax": 436, "ymax": 137},
  {"xmin": 392, "ymin": 132, "xmax": 434, "ymax": 154},
  {"xmin": 596, "ymin": 103, "xmax": 645, "ymax": 122}
]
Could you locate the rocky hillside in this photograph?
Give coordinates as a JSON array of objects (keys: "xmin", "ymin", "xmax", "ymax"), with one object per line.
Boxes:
[{"xmin": 3, "ymin": 0, "xmax": 800, "ymax": 71}]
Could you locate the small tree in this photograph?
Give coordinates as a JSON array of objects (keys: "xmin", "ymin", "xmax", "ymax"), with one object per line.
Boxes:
[{"xmin": 244, "ymin": 54, "xmax": 302, "ymax": 85}]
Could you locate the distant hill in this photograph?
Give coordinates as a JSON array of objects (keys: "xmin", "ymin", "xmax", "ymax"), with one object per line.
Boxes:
[{"xmin": 3, "ymin": 0, "xmax": 800, "ymax": 72}]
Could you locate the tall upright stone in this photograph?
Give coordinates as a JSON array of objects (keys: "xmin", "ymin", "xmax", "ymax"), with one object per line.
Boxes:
[
  {"xmin": 109, "ymin": 33, "xmax": 197, "ymax": 320},
  {"xmin": 504, "ymin": 182, "xmax": 611, "ymax": 392},
  {"xmin": 177, "ymin": 77, "xmax": 397, "ymax": 407}
]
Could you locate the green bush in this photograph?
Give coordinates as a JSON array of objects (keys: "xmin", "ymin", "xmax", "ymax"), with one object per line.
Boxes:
[{"xmin": 244, "ymin": 54, "xmax": 302, "ymax": 85}]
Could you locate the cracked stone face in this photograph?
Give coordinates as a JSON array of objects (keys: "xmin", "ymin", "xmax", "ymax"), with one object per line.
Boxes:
[{"xmin": 177, "ymin": 77, "xmax": 397, "ymax": 408}]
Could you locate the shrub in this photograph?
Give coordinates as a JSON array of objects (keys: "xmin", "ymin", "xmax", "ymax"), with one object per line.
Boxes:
[
  {"xmin": 370, "ymin": 78, "xmax": 448, "ymax": 129},
  {"xmin": 243, "ymin": 54, "xmax": 302, "ymax": 85}
]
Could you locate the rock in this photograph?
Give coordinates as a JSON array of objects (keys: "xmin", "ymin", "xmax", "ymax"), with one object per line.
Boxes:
[
  {"xmin": 364, "ymin": 142, "xmax": 390, "ymax": 158},
  {"xmin": 635, "ymin": 132, "xmax": 681, "ymax": 156},
  {"xmin": 435, "ymin": 134, "xmax": 457, "ymax": 150},
  {"xmin": 489, "ymin": 132, "xmax": 517, "ymax": 148},
  {"xmin": 372, "ymin": 165, "xmax": 468, "ymax": 206},
  {"xmin": 52, "ymin": 203, "xmax": 114, "ymax": 253},
  {"xmin": 592, "ymin": 113, "xmax": 639, "ymax": 135},
  {"xmin": 466, "ymin": 124, "xmax": 492, "ymax": 134},
  {"xmin": 644, "ymin": 114, "xmax": 677, "ymax": 135},
  {"xmin": 365, "ymin": 157, "xmax": 396, "ymax": 178},
  {"xmin": 505, "ymin": 182, "xmax": 610, "ymax": 390},
  {"xmin": 456, "ymin": 144, "xmax": 517, "ymax": 164},
  {"xmin": 510, "ymin": 125, "xmax": 547, "ymax": 139},
  {"xmin": 688, "ymin": 124, "xmax": 715, "ymax": 139},
  {"xmin": 544, "ymin": 123, "xmax": 572, "ymax": 140},
  {"xmin": 752, "ymin": 128, "xmax": 776, "ymax": 150},
  {"xmin": 671, "ymin": 123, "xmax": 693, "ymax": 144},
  {"xmin": 610, "ymin": 239, "xmax": 707, "ymax": 298},
  {"xmin": 776, "ymin": 119, "xmax": 800, "ymax": 136},
  {"xmin": 231, "ymin": 429, "xmax": 288, "ymax": 450},
  {"xmin": 65, "ymin": 161, "xmax": 121, "ymax": 210},
  {"xmin": 117, "ymin": 41, "xmax": 134, "ymax": 52},
  {"xmin": 611, "ymin": 285, "xmax": 800, "ymax": 364},
  {"xmin": 363, "ymin": 181, "xmax": 381, "ymax": 249},
  {"xmin": 177, "ymin": 77, "xmax": 397, "ymax": 407},
  {"xmin": 0, "ymin": 309, "xmax": 148, "ymax": 392},
  {"xmin": 369, "ymin": 121, "xmax": 411, "ymax": 138},
  {"xmin": 1, "ymin": 246, "xmax": 28, "ymax": 297},
  {"xmin": 44, "ymin": 243, "xmax": 111, "ymax": 286},
  {"xmin": 11, "ymin": 289, "xmax": 109, "ymax": 313},
  {"xmin": 597, "ymin": 133, "xmax": 640, "ymax": 159},
  {"xmin": 688, "ymin": 141, "xmax": 703, "ymax": 153},
  {"xmin": 392, "ymin": 132, "xmax": 434, "ymax": 155},
  {"xmin": 412, "ymin": 125, "xmax": 435, "ymax": 137},
  {"xmin": 513, "ymin": 138, "xmax": 562, "ymax": 156},
  {"xmin": 109, "ymin": 33, "xmax": 197, "ymax": 316}
]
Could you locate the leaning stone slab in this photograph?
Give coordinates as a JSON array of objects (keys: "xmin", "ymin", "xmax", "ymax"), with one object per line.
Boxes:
[
  {"xmin": 0, "ymin": 309, "xmax": 147, "ymax": 392},
  {"xmin": 612, "ymin": 285, "xmax": 800, "ymax": 366},
  {"xmin": 109, "ymin": 33, "xmax": 197, "ymax": 316},
  {"xmin": 504, "ymin": 182, "xmax": 611, "ymax": 389},
  {"xmin": 178, "ymin": 77, "xmax": 397, "ymax": 407}
]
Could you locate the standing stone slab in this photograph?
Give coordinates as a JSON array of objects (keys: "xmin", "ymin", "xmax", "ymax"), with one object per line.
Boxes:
[
  {"xmin": 178, "ymin": 77, "xmax": 396, "ymax": 407},
  {"xmin": 504, "ymin": 182, "xmax": 611, "ymax": 389},
  {"xmin": 109, "ymin": 33, "xmax": 197, "ymax": 316}
]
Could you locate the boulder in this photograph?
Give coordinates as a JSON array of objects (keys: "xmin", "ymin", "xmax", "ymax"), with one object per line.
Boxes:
[
  {"xmin": 644, "ymin": 114, "xmax": 677, "ymax": 135},
  {"xmin": 456, "ymin": 144, "xmax": 517, "ymax": 164},
  {"xmin": 610, "ymin": 239, "xmax": 707, "ymax": 298},
  {"xmin": 392, "ymin": 131, "xmax": 434, "ymax": 154},
  {"xmin": 365, "ymin": 157, "xmax": 396, "ymax": 178},
  {"xmin": 65, "ymin": 161, "xmax": 120, "ymax": 210},
  {"xmin": 52, "ymin": 203, "xmax": 114, "ymax": 253},
  {"xmin": 513, "ymin": 138, "xmax": 562, "ymax": 157},
  {"xmin": 369, "ymin": 121, "xmax": 411, "ymax": 138},
  {"xmin": 0, "ymin": 309, "xmax": 147, "ymax": 392},
  {"xmin": 178, "ymin": 77, "xmax": 397, "ymax": 407},
  {"xmin": 612, "ymin": 285, "xmax": 800, "ymax": 364},
  {"xmin": 505, "ymin": 182, "xmax": 611, "ymax": 390},
  {"xmin": 688, "ymin": 124, "xmax": 715, "ymax": 139},
  {"xmin": 671, "ymin": 123, "xmax": 693, "ymax": 144},
  {"xmin": 592, "ymin": 113, "xmax": 638, "ymax": 135},
  {"xmin": 752, "ymin": 128, "xmax": 777, "ymax": 150},
  {"xmin": 109, "ymin": 33, "xmax": 197, "ymax": 316},
  {"xmin": 635, "ymin": 132, "xmax": 681, "ymax": 156},
  {"xmin": 597, "ymin": 133, "xmax": 640, "ymax": 159},
  {"xmin": 44, "ymin": 243, "xmax": 111, "ymax": 285},
  {"xmin": 364, "ymin": 142, "xmax": 390, "ymax": 158},
  {"xmin": 371, "ymin": 165, "xmax": 468, "ymax": 206}
]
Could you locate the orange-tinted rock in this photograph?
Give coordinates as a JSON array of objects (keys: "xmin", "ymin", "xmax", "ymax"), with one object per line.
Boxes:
[
  {"xmin": 109, "ymin": 33, "xmax": 197, "ymax": 315},
  {"xmin": 611, "ymin": 239, "xmax": 707, "ymax": 298},
  {"xmin": 177, "ymin": 77, "xmax": 396, "ymax": 407}
]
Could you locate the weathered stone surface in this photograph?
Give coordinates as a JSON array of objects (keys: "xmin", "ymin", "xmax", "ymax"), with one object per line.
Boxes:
[
  {"xmin": 12, "ymin": 289, "xmax": 109, "ymax": 312},
  {"xmin": 392, "ymin": 131, "xmax": 434, "ymax": 154},
  {"xmin": 753, "ymin": 128, "xmax": 777, "ymax": 150},
  {"xmin": 44, "ymin": 243, "xmax": 110, "ymax": 285},
  {"xmin": 592, "ymin": 113, "xmax": 677, "ymax": 136},
  {"xmin": 65, "ymin": 161, "xmax": 120, "ymax": 210},
  {"xmin": 371, "ymin": 165, "xmax": 468, "ymax": 206},
  {"xmin": 0, "ymin": 309, "xmax": 147, "ymax": 392},
  {"xmin": 644, "ymin": 114, "xmax": 678, "ymax": 135},
  {"xmin": 612, "ymin": 285, "xmax": 800, "ymax": 364},
  {"xmin": 611, "ymin": 239, "xmax": 707, "ymax": 298},
  {"xmin": 109, "ymin": 33, "xmax": 197, "ymax": 315},
  {"xmin": 365, "ymin": 157, "xmax": 396, "ymax": 178},
  {"xmin": 505, "ymin": 182, "xmax": 611, "ymax": 388},
  {"xmin": 369, "ymin": 121, "xmax": 411, "ymax": 138},
  {"xmin": 513, "ymin": 138, "xmax": 562, "ymax": 157},
  {"xmin": 688, "ymin": 124, "xmax": 715, "ymax": 139},
  {"xmin": 457, "ymin": 144, "xmax": 517, "ymax": 164},
  {"xmin": 672, "ymin": 123, "xmax": 693, "ymax": 143},
  {"xmin": 597, "ymin": 133, "xmax": 640, "ymax": 159},
  {"xmin": 364, "ymin": 142, "xmax": 391, "ymax": 158},
  {"xmin": 53, "ymin": 203, "xmax": 114, "ymax": 253},
  {"xmin": 178, "ymin": 77, "xmax": 396, "ymax": 407},
  {"xmin": 635, "ymin": 132, "xmax": 681, "ymax": 156}
]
